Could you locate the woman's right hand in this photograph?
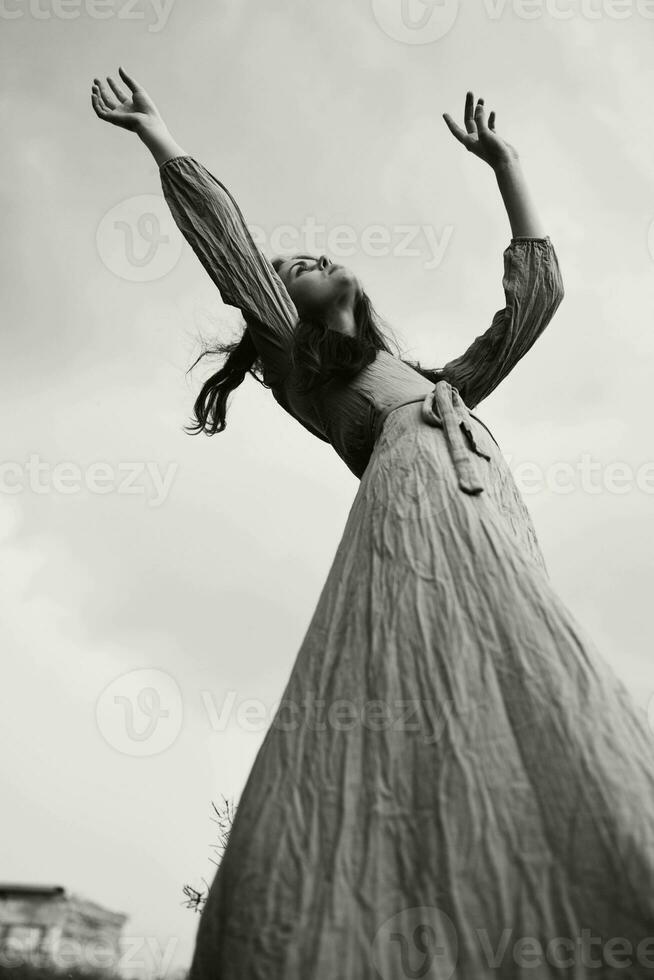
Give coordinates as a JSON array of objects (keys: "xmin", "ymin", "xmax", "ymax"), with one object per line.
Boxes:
[
  {"xmin": 91, "ymin": 67, "xmax": 165, "ymax": 135},
  {"xmin": 443, "ymin": 91, "xmax": 518, "ymax": 172}
]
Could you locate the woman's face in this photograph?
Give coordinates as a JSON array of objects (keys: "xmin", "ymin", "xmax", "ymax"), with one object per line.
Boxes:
[{"xmin": 273, "ymin": 254, "xmax": 360, "ymax": 317}]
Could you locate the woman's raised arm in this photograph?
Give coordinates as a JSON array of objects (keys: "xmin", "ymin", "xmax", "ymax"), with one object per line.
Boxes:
[
  {"xmin": 443, "ymin": 90, "xmax": 545, "ymax": 239},
  {"xmin": 91, "ymin": 68, "xmax": 297, "ymax": 389},
  {"xmin": 432, "ymin": 237, "xmax": 564, "ymax": 410},
  {"xmin": 435, "ymin": 91, "xmax": 564, "ymax": 408}
]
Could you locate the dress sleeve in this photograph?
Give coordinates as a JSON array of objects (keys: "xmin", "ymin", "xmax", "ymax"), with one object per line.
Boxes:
[
  {"xmin": 434, "ymin": 237, "xmax": 565, "ymax": 410},
  {"xmin": 159, "ymin": 155, "xmax": 297, "ymax": 388}
]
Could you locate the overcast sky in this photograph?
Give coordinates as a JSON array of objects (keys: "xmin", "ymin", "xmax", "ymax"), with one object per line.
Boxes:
[{"xmin": 2, "ymin": 0, "xmax": 654, "ymax": 974}]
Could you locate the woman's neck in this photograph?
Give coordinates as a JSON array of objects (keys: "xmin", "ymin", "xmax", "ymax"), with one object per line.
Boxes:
[{"xmin": 324, "ymin": 304, "xmax": 356, "ymax": 338}]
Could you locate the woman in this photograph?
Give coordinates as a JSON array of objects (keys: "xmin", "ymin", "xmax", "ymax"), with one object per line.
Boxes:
[{"xmin": 92, "ymin": 71, "xmax": 654, "ymax": 979}]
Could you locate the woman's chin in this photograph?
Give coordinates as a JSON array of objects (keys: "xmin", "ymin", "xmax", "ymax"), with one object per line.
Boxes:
[
  {"xmin": 331, "ymin": 266, "xmax": 356, "ymax": 282},
  {"xmin": 331, "ymin": 268, "xmax": 360, "ymax": 296}
]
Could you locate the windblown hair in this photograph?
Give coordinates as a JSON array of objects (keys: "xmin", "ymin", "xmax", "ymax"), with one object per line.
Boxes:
[
  {"xmin": 289, "ymin": 288, "xmax": 397, "ymax": 395},
  {"xmin": 185, "ymin": 258, "xmax": 443, "ymax": 436},
  {"xmin": 185, "ymin": 325, "xmax": 266, "ymax": 437}
]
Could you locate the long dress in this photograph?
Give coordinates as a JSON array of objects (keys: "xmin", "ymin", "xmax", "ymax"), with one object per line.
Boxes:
[{"xmin": 160, "ymin": 156, "xmax": 654, "ymax": 979}]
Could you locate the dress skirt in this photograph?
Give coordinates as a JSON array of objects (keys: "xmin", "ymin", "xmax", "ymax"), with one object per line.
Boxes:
[{"xmin": 189, "ymin": 402, "xmax": 654, "ymax": 980}]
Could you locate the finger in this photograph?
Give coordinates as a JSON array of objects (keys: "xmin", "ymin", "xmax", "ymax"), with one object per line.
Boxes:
[
  {"xmin": 92, "ymin": 82, "xmax": 112, "ymax": 114},
  {"xmin": 464, "ymin": 90, "xmax": 477, "ymax": 134},
  {"xmin": 443, "ymin": 113, "xmax": 472, "ymax": 148},
  {"xmin": 94, "ymin": 77, "xmax": 117, "ymax": 110},
  {"xmin": 488, "ymin": 110, "xmax": 496, "ymax": 132},
  {"xmin": 474, "ymin": 98, "xmax": 490, "ymax": 136},
  {"xmin": 91, "ymin": 89, "xmax": 110, "ymax": 120},
  {"xmin": 91, "ymin": 83, "xmax": 107, "ymax": 111},
  {"xmin": 106, "ymin": 75, "xmax": 128, "ymax": 103},
  {"xmin": 118, "ymin": 66, "xmax": 139, "ymax": 93}
]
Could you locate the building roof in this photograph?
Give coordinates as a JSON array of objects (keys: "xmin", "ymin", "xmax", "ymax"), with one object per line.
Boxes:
[
  {"xmin": 0, "ymin": 885, "xmax": 65, "ymax": 897},
  {"xmin": 0, "ymin": 885, "xmax": 127, "ymax": 926}
]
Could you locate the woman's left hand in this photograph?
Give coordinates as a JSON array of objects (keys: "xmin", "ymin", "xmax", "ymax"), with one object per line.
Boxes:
[
  {"xmin": 443, "ymin": 92, "xmax": 518, "ymax": 170},
  {"xmin": 91, "ymin": 67, "xmax": 166, "ymax": 135}
]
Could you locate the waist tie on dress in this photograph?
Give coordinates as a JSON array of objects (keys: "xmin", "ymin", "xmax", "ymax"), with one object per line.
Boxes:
[
  {"xmin": 375, "ymin": 380, "xmax": 492, "ymax": 496},
  {"xmin": 422, "ymin": 381, "xmax": 492, "ymax": 495}
]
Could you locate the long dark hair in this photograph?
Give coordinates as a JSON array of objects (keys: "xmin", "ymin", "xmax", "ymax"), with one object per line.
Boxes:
[{"xmin": 185, "ymin": 259, "xmax": 442, "ymax": 436}]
